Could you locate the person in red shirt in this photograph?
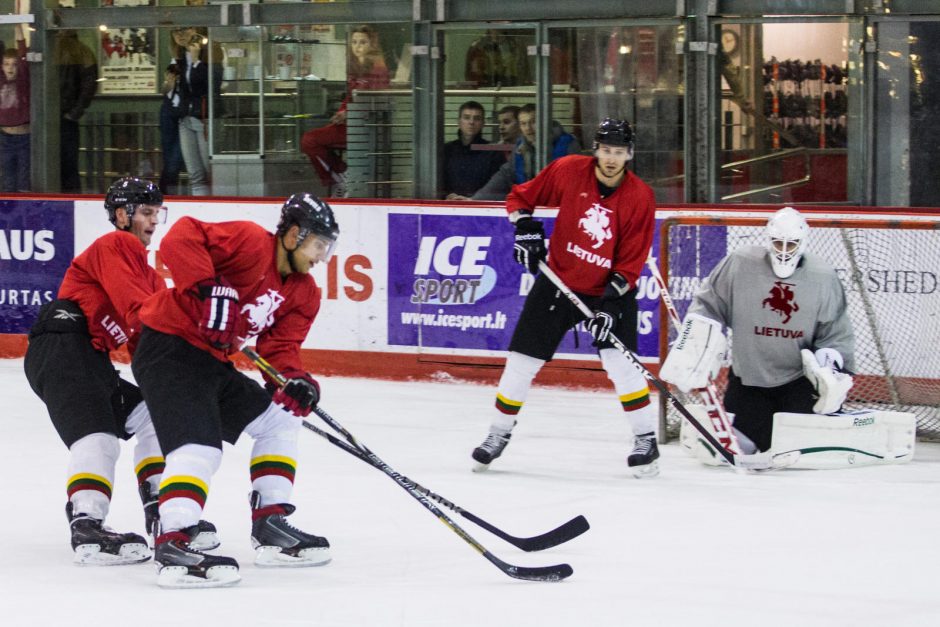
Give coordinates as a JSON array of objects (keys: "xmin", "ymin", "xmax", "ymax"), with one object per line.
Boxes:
[
  {"xmin": 131, "ymin": 193, "xmax": 339, "ymax": 588},
  {"xmin": 23, "ymin": 177, "xmax": 208, "ymax": 565},
  {"xmin": 0, "ymin": 24, "xmax": 31, "ymax": 191},
  {"xmin": 470, "ymin": 118, "xmax": 662, "ymax": 478},
  {"xmin": 299, "ymin": 25, "xmax": 389, "ymax": 197}
]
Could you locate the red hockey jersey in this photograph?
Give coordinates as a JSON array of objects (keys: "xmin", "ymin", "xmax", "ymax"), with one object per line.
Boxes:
[
  {"xmin": 506, "ymin": 155, "xmax": 656, "ymax": 295},
  {"xmin": 58, "ymin": 230, "xmax": 164, "ymax": 354},
  {"xmin": 139, "ymin": 218, "xmax": 320, "ymax": 373}
]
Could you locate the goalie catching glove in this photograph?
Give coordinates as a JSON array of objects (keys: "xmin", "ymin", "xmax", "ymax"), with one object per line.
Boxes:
[
  {"xmin": 196, "ymin": 277, "xmax": 241, "ymax": 351},
  {"xmin": 586, "ymin": 273, "xmax": 631, "ymax": 343},
  {"xmin": 512, "ymin": 215, "xmax": 546, "ymax": 274},
  {"xmin": 801, "ymin": 348, "xmax": 853, "ymax": 414},
  {"xmin": 273, "ymin": 369, "xmax": 321, "ymax": 417},
  {"xmin": 660, "ymin": 314, "xmax": 727, "ymax": 393}
]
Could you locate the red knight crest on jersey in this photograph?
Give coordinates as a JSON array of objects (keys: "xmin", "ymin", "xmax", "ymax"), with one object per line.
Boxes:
[
  {"xmin": 762, "ymin": 281, "xmax": 800, "ymax": 324},
  {"xmin": 578, "ymin": 203, "xmax": 613, "ymax": 250},
  {"xmin": 241, "ymin": 289, "xmax": 286, "ymax": 338}
]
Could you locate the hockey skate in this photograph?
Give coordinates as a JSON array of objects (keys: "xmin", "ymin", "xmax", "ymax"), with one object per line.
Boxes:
[
  {"xmin": 627, "ymin": 432, "xmax": 660, "ymax": 479},
  {"xmin": 250, "ymin": 491, "xmax": 331, "ymax": 567},
  {"xmin": 66, "ymin": 502, "xmax": 151, "ymax": 566},
  {"xmin": 154, "ymin": 528, "xmax": 240, "ymax": 589},
  {"xmin": 139, "ymin": 483, "xmax": 220, "ymax": 551},
  {"xmin": 471, "ymin": 423, "xmax": 515, "ymax": 472}
]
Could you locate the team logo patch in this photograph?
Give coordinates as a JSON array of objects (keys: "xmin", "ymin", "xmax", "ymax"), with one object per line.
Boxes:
[
  {"xmin": 578, "ymin": 202, "xmax": 613, "ymax": 250},
  {"xmin": 762, "ymin": 281, "xmax": 800, "ymax": 324},
  {"xmin": 242, "ymin": 289, "xmax": 285, "ymax": 336}
]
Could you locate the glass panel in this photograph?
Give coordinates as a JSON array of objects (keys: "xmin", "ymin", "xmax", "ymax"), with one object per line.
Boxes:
[
  {"xmin": 874, "ymin": 21, "xmax": 940, "ymax": 206},
  {"xmin": 440, "ymin": 28, "xmax": 536, "ymax": 200},
  {"xmin": 718, "ymin": 22, "xmax": 850, "ymax": 203},
  {"xmin": 548, "ymin": 25, "xmax": 685, "ymax": 203}
]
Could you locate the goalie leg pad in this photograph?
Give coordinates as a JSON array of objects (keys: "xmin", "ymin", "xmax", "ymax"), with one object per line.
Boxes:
[
  {"xmin": 769, "ymin": 410, "xmax": 916, "ymax": 469},
  {"xmin": 660, "ymin": 314, "xmax": 726, "ymax": 393}
]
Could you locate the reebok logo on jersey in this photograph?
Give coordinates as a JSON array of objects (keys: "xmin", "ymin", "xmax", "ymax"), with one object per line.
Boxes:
[
  {"xmin": 578, "ymin": 203, "xmax": 613, "ymax": 250},
  {"xmin": 53, "ymin": 309, "xmax": 82, "ymax": 321},
  {"xmin": 762, "ymin": 281, "xmax": 799, "ymax": 324}
]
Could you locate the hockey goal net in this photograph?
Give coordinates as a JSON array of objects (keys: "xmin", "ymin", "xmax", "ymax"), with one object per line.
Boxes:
[{"xmin": 657, "ymin": 212, "xmax": 940, "ymax": 440}]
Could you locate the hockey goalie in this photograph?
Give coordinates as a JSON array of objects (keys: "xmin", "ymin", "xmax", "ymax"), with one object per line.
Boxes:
[{"xmin": 660, "ymin": 208, "xmax": 915, "ymax": 469}]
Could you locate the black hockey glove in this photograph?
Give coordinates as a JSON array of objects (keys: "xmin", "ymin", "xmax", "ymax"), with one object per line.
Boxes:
[
  {"xmin": 586, "ymin": 273, "xmax": 631, "ymax": 343},
  {"xmin": 273, "ymin": 369, "xmax": 320, "ymax": 418},
  {"xmin": 513, "ymin": 216, "xmax": 546, "ymax": 274}
]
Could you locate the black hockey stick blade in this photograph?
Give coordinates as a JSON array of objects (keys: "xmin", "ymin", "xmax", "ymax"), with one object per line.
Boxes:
[
  {"xmin": 485, "ymin": 551, "xmax": 574, "ymax": 582},
  {"xmin": 463, "ymin": 510, "xmax": 590, "ymax": 552}
]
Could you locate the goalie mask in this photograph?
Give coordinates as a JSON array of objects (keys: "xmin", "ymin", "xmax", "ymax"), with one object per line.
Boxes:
[{"xmin": 765, "ymin": 207, "xmax": 809, "ymax": 279}]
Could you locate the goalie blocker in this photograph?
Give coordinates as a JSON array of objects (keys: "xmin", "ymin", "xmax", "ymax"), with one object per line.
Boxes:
[{"xmin": 680, "ymin": 407, "xmax": 915, "ymax": 470}]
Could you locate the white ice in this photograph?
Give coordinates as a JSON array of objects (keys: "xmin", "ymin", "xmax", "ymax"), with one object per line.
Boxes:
[{"xmin": 1, "ymin": 357, "xmax": 938, "ymax": 627}]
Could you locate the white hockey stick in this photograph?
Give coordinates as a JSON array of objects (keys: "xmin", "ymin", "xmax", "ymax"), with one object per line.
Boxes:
[
  {"xmin": 644, "ymin": 257, "xmax": 742, "ymax": 456},
  {"xmin": 537, "ymin": 261, "xmax": 796, "ymax": 472}
]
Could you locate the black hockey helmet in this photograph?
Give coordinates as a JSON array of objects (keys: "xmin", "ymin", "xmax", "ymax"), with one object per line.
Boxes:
[
  {"xmin": 277, "ymin": 192, "xmax": 340, "ymax": 251},
  {"xmin": 104, "ymin": 177, "xmax": 163, "ymax": 225},
  {"xmin": 593, "ymin": 117, "xmax": 635, "ymax": 150}
]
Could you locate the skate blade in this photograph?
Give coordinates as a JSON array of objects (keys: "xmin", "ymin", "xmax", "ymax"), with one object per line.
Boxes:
[
  {"xmin": 189, "ymin": 531, "xmax": 221, "ymax": 552},
  {"xmin": 630, "ymin": 460, "xmax": 660, "ymax": 479},
  {"xmin": 74, "ymin": 543, "xmax": 151, "ymax": 566},
  {"xmin": 471, "ymin": 460, "xmax": 492, "ymax": 473},
  {"xmin": 254, "ymin": 545, "xmax": 332, "ymax": 568},
  {"xmin": 156, "ymin": 565, "xmax": 241, "ymax": 589}
]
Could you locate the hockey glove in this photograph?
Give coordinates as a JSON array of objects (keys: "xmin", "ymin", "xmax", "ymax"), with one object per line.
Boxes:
[
  {"xmin": 273, "ymin": 369, "xmax": 320, "ymax": 417},
  {"xmin": 196, "ymin": 277, "xmax": 240, "ymax": 351},
  {"xmin": 513, "ymin": 216, "xmax": 547, "ymax": 274},
  {"xmin": 586, "ymin": 273, "xmax": 631, "ymax": 344}
]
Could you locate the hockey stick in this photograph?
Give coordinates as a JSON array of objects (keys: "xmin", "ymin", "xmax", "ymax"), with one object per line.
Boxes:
[
  {"xmin": 241, "ymin": 348, "xmax": 586, "ymax": 551},
  {"xmin": 537, "ymin": 261, "xmax": 796, "ymax": 472},
  {"xmin": 644, "ymin": 257, "xmax": 742, "ymax": 455},
  {"xmin": 242, "ymin": 347, "xmax": 576, "ymax": 580}
]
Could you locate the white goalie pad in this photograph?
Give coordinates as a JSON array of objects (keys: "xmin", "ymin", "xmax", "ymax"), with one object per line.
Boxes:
[
  {"xmin": 661, "ymin": 314, "xmax": 726, "ymax": 393},
  {"xmin": 769, "ymin": 410, "xmax": 916, "ymax": 469},
  {"xmin": 801, "ymin": 349, "xmax": 853, "ymax": 414}
]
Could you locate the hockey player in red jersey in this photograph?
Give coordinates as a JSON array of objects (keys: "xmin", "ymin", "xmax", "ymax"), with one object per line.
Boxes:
[
  {"xmin": 23, "ymin": 177, "xmax": 215, "ymax": 565},
  {"xmin": 131, "ymin": 193, "xmax": 339, "ymax": 588},
  {"xmin": 471, "ymin": 118, "xmax": 661, "ymax": 478}
]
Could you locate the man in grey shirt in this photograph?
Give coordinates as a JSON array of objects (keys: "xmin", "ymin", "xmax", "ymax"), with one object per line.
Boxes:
[{"xmin": 677, "ymin": 207, "xmax": 854, "ymax": 452}]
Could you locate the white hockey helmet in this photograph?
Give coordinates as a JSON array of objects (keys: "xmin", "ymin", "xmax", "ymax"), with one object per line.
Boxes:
[{"xmin": 765, "ymin": 207, "xmax": 809, "ymax": 278}]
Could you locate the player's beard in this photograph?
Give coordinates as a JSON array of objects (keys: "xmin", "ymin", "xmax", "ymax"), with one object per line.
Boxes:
[
  {"xmin": 596, "ymin": 161, "xmax": 626, "ymax": 182},
  {"xmin": 287, "ymin": 247, "xmax": 305, "ymax": 274}
]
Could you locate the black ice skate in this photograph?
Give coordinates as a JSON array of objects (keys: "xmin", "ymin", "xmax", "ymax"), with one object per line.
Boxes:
[
  {"xmin": 627, "ymin": 432, "xmax": 660, "ymax": 478},
  {"xmin": 139, "ymin": 482, "xmax": 220, "ymax": 550},
  {"xmin": 471, "ymin": 423, "xmax": 515, "ymax": 472},
  {"xmin": 66, "ymin": 502, "xmax": 150, "ymax": 566},
  {"xmin": 250, "ymin": 491, "xmax": 331, "ymax": 567},
  {"xmin": 154, "ymin": 528, "xmax": 240, "ymax": 589}
]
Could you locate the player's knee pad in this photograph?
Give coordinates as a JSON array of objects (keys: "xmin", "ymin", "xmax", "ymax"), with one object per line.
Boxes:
[
  {"xmin": 164, "ymin": 443, "xmax": 223, "ymax": 479},
  {"xmin": 69, "ymin": 432, "xmax": 121, "ymax": 468},
  {"xmin": 599, "ymin": 348, "xmax": 646, "ymax": 392},
  {"xmin": 243, "ymin": 402, "xmax": 302, "ymax": 442},
  {"xmin": 503, "ymin": 351, "xmax": 545, "ymax": 382}
]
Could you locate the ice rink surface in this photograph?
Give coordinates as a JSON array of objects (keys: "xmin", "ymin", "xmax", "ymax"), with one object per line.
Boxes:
[{"xmin": 1, "ymin": 357, "xmax": 938, "ymax": 627}]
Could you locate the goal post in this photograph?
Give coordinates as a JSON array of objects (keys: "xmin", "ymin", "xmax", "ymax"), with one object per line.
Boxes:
[{"xmin": 657, "ymin": 212, "xmax": 940, "ymax": 441}]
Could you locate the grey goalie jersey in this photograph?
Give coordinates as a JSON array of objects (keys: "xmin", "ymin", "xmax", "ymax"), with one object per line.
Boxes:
[{"xmin": 687, "ymin": 245, "xmax": 855, "ymax": 388}]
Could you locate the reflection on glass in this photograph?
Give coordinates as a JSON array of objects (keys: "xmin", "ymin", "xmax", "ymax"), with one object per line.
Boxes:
[{"xmin": 718, "ymin": 22, "xmax": 849, "ymax": 203}]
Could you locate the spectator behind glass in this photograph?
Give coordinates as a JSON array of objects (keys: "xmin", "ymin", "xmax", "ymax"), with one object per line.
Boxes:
[
  {"xmin": 472, "ymin": 103, "xmax": 581, "ymax": 201},
  {"xmin": 300, "ymin": 25, "xmax": 390, "ymax": 198},
  {"xmin": 176, "ymin": 33, "xmax": 222, "ymax": 196},
  {"xmin": 496, "ymin": 105, "xmax": 521, "ymax": 147},
  {"xmin": 54, "ymin": 30, "xmax": 98, "ymax": 193},
  {"xmin": 443, "ymin": 101, "xmax": 504, "ymax": 200},
  {"xmin": 464, "ymin": 30, "xmax": 531, "ymax": 88},
  {"xmin": 158, "ymin": 27, "xmax": 197, "ymax": 196},
  {"xmin": 0, "ymin": 24, "xmax": 30, "ymax": 192}
]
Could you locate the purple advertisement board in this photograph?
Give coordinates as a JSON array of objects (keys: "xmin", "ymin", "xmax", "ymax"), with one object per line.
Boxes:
[
  {"xmin": 387, "ymin": 212, "xmax": 666, "ymax": 359},
  {"xmin": 0, "ymin": 200, "xmax": 75, "ymax": 333}
]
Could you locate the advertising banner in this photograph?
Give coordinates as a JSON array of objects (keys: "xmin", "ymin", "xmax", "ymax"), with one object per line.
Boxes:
[
  {"xmin": 387, "ymin": 208, "xmax": 663, "ymax": 360},
  {"xmin": 0, "ymin": 200, "xmax": 74, "ymax": 333}
]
